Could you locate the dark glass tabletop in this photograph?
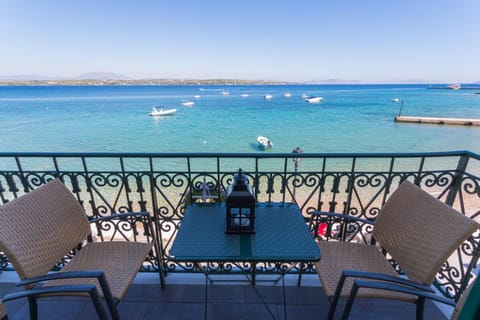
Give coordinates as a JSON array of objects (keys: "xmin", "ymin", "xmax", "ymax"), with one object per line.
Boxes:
[{"xmin": 170, "ymin": 203, "xmax": 321, "ymax": 263}]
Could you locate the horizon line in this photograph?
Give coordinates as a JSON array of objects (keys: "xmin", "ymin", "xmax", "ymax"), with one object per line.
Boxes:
[{"xmin": 0, "ymin": 78, "xmax": 478, "ymax": 85}]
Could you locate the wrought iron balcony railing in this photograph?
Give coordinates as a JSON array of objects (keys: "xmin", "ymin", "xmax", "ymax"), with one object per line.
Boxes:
[{"xmin": 0, "ymin": 150, "xmax": 479, "ymax": 302}]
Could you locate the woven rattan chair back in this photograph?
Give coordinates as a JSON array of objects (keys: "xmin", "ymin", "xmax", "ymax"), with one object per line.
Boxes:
[
  {"xmin": 372, "ymin": 180, "xmax": 479, "ymax": 284},
  {"xmin": 0, "ymin": 179, "xmax": 91, "ymax": 281}
]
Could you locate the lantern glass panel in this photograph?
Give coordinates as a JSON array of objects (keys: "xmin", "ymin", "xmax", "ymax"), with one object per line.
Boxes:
[{"xmin": 231, "ymin": 208, "xmax": 251, "ymax": 227}]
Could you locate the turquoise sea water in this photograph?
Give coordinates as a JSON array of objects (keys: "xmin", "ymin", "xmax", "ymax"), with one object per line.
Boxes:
[{"xmin": 0, "ymin": 84, "xmax": 479, "ymax": 154}]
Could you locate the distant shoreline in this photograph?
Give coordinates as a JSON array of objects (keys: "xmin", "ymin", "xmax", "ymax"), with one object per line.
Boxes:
[
  {"xmin": 1, "ymin": 79, "xmax": 473, "ymax": 87},
  {"xmin": 0, "ymin": 79, "xmax": 295, "ymax": 86}
]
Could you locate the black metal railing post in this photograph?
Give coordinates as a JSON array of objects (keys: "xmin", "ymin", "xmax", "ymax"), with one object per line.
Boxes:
[{"xmin": 445, "ymin": 152, "xmax": 470, "ymax": 207}]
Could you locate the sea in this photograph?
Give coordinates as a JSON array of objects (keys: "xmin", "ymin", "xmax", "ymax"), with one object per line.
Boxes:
[{"xmin": 0, "ymin": 84, "xmax": 479, "ymax": 155}]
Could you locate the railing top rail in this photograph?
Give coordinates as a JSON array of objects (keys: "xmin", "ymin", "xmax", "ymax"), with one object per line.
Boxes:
[{"xmin": 0, "ymin": 150, "xmax": 478, "ymax": 159}]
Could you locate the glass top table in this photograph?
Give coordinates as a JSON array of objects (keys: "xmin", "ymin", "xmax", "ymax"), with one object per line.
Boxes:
[
  {"xmin": 170, "ymin": 202, "xmax": 321, "ymax": 263},
  {"xmin": 170, "ymin": 202, "xmax": 321, "ymax": 319}
]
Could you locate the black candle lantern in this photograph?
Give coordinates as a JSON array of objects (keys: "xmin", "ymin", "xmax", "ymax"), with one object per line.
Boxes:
[{"xmin": 226, "ymin": 169, "xmax": 256, "ymax": 234}]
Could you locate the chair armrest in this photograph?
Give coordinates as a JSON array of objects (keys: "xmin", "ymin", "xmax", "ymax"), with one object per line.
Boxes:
[
  {"xmin": 17, "ymin": 270, "xmax": 118, "ymax": 309},
  {"xmin": 4, "ymin": 284, "xmax": 98, "ymax": 301},
  {"xmin": 2, "ymin": 284, "xmax": 108, "ymax": 319},
  {"xmin": 327, "ymin": 269, "xmax": 436, "ymax": 320},
  {"xmin": 341, "ymin": 269, "xmax": 435, "ymax": 293},
  {"xmin": 17, "ymin": 270, "xmax": 105, "ymax": 287},
  {"xmin": 340, "ymin": 279, "xmax": 455, "ymax": 319},
  {"xmin": 311, "ymin": 211, "xmax": 374, "ymax": 226},
  {"xmin": 354, "ymin": 279, "xmax": 454, "ymax": 305}
]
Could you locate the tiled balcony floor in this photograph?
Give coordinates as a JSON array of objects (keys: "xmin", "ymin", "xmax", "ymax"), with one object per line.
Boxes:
[{"xmin": 0, "ymin": 273, "xmax": 449, "ymax": 320}]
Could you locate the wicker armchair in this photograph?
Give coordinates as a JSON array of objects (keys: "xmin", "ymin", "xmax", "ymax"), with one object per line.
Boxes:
[
  {"xmin": 314, "ymin": 180, "xmax": 480, "ymax": 320},
  {"xmin": 0, "ymin": 178, "xmax": 165, "ymax": 320}
]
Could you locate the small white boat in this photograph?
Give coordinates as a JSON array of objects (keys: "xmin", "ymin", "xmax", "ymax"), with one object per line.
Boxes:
[
  {"xmin": 257, "ymin": 136, "xmax": 273, "ymax": 150},
  {"xmin": 392, "ymin": 98, "xmax": 400, "ymax": 102},
  {"xmin": 182, "ymin": 101, "xmax": 195, "ymax": 107},
  {"xmin": 264, "ymin": 94, "xmax": 273, "ymax": 100},
  {"xmin": 305, "ymin": 96, "xmax": 324, "ymax": 103},
  {"xmin": 221, "ymin": 90, "xmax": 230, "ymax": 95},
  {"xmin": 241, "ymin": 94, "xmax": 250, "ymax": 97},
  {"xmin": 447, "ymin": 83, "xmax": 461, "ymax": 90},
  {"xmin": 194, "ymin": 95, "xmax": 201, "ymax": 99},
  {"xmin": 284, "ymin": 92, "xmax": 291, "ymax": 97},
  {"xmin": 149, "ymin": 107, "xmax": 177, "ymax": 116}
]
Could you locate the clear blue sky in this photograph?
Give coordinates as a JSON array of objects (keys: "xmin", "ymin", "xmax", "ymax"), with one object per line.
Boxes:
[{"xmin": 1, "ymin": 0, "xmax": 479, "ymax": 82}]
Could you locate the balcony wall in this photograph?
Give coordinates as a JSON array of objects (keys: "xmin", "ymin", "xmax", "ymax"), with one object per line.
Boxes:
[{"xmin": 0, "ymin": 151, "xmax": 479, "ymax": 303}]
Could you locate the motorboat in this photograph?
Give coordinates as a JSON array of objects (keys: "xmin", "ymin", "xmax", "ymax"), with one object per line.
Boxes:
[
  {"xmin": 181, "ymin": 101, "xmax": 195, "ymax": 107},
  {"xmin": 264, "ymin": 94, "xmax": 273, "ymax": 100},
  {"xmin": 447, "ymin": 83, "xmax": 461, "ymax": 90},
  {"xmin": 257, "ymin": 136, "xmax": 273, "ymax": 150},
  {"xmin": 194, "ymin": 95, "xmax": 201, "ymax": 99},
  {"xmin": 392, "ymin": 98, "xmax": 400, "ymax": 102},
  {"xmin": 221, "ymin": 90, "xmax": 230, "ymax": 95},
  {"xmin": 149, "ymin": 107, "xmax": 177, "ymax": 116},
  {"xmin": 305, "ymin": 96, "xmax": 324, "ymax": 103},
  {"xmin": 241, "ymin": 94, "xmax": 249, "ymax": 97},
  {"xmin": 284, "ymin": 92, "xmax": 291, "ymax": 97}
]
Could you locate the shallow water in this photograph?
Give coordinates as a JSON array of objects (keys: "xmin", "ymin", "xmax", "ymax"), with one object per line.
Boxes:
[{"xmin": 0, "ymin": 84, "xmax": 479, "ymax": 154}]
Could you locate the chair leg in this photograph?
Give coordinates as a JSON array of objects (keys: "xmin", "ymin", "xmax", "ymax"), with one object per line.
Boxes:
[
  {"xmin": 341, "ymin": 282, "xmax": 360, "ymax": 320},
  {"xmin": 104, "ymin": 298, "xmax": 120, "ymax": 320},
  {"xmin": 327, "ymin": 273, "xmax": 348, "ymax": 320},
  {"xmin": 27, "ymin": 296, "xmax": 38, "ymax": 320},
  {"xmin": 327, "ymin": 297, "xmax": 337, "ymax": 320},
  {"xmin": 97, "ymin": 273, "xmax": 121, "ymax": 320},
  {"xmin": 89, "ymin": 288, "xmax": 110, "ymax": 320},
  {"xmin": 416, "ymin": 296, "xmax": 425, "ymax": 320}
]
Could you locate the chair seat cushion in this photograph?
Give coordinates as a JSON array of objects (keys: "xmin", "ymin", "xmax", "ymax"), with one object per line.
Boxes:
[
  {"xmin": 47, "ymin": 241, "xmax": 153, "ymax": 300},
  {"xmin": 316, "ymin": 241, "xmax": 416, "ymax": 301}
]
